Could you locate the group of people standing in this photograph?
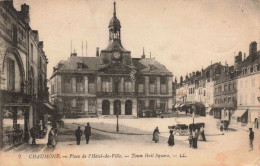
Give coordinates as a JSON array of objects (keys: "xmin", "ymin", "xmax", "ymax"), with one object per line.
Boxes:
[
  {"xmin": 75, "ymin": 122, "xmax": 91, "ymax": 145},
  {"xmin": 188, "ymin": 127, "xmax": 206, "ymax": 149},
  {"xmin": 152, "ymin": 126, "xmax": 206, "ymax": 148}
]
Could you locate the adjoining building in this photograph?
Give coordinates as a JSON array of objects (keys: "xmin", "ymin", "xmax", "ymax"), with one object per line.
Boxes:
[
  {"xmin": 48, "ymin": 2, "xmax": 173, "ymax": 118},
  {"xmin": 233, "ymin": 42, "xmax": 260, "ymax": 129},
  {"xmin": 0, "ymin": 1, "xmax": 50, "ymax": 149},
  {"xmin": 175, "ymin": 71, "xmax": 206, "ymax": 116},
  {"xmin": 213, "ymin": 64, "xmax": 237, "ymax": 121}
]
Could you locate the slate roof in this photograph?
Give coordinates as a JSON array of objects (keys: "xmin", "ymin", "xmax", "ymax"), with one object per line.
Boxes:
[
  {"xmin": 57, "ymin": 56, "xmax": 99, "ymax": 71},
  {"xmin": 132, "ymin": 58, "xmax": 172, "ymax": 75},
  {"xmin": 52, "ymin": 56, "xmax": 172, "ymax": 77},
  {"xmin": 235, "ymin": 51, "xmax": 260, "ymax": 71},
  {"xmin": 101, "ymin": 40, "xmax": 130, "ymax": 53}
]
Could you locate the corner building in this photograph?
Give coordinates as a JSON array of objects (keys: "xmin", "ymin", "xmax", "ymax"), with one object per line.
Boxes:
[{"xmin": 48, "ymin": 2, "xmax": 173, "ymax": 118}]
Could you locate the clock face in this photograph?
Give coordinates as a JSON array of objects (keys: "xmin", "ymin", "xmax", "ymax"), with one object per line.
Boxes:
[{"xmin": 113, "ymin": 52, "xmax": 121, "ymax": 59}]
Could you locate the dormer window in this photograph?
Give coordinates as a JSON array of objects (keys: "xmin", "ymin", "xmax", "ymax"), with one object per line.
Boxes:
[
  {"xmin": 77, "ymin": 63, "xmax": 83, "ymax": 69},
  {"xmin": 247, "ymin": 66, "xmax": 251, "ymax": 73},
  {"xmin": 253, "ymin": 64, "xmax": 258, "ymax": 72}
]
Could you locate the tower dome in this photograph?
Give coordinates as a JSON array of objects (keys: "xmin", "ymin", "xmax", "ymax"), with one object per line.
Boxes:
[{"xmin": 108, "ymin": 2, "xmax": 121, "ymax": 31}]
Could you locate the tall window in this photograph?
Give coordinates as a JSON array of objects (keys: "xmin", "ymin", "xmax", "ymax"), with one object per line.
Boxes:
[
  {"xmin": 7, "ymin": 58, "xmax": 15, "ymax": 91},
  {"xmin": 124, "ymin": 77, "xmax": 132, "ymax": 93},
  {"xmin": 63, "ymin": 76, "xmax": 72, "ymax": 93},
  {"xmin": 240, "ymin": 94, "xmax": 243, "ymax": 105},
  {"xmin": 228, "ymin": 97, "xmax": 231, "ymax": 103},
  {"xmin": 76, "ymin": 99, "xmax": 84, "ymax": 112},
  {"xmin": 251, "ymin": 93, "xmax": 255, "ymax": 105},
  {"xmin": 51, "ymin": 84, "xmax": 54, "ymax": 94},
  {"xmin": 88, "ymin": 75, "xmax": 95, "ymax": 94},
  {"xmin": 88, "ymin": 99, "xmax": 96, "ymax": 113},
  {"xmin": 251, "ymin": 77, "xmax": 255, "ymax": 87},
  {"xmin": 228, "ymin": 83, "xmax": 231, "ymax": 90},
  {"xmin": 149, "ymin": 77, "xmax": 156, "ymax": 94},
  {"xmin": 137, "ymin": 77, "xmax": 144, "ymax": 93},
  {"xmin": 30, "ymin": 43, "xmax": 33, "ymax": 61},
  {"xmin": 233, "ymin": 82, "xmax": 236, "ymax": 90},
  {"xmin": 102, "ymin": 76, "xmax": 111, "ymax": 92},
  {"xmin": 245, "ymin": 94, "xmax": 247, "ymax": 105},
  {"xmin": 76, "ymin": 77, "xmax": 84, "ymax": 93},
  {"xmin": 160, "ymin": 77, "xmax": 167, "ymax": 94},
  {"xmin": 12, "ymin": 24, "xmax": 17, "ymax": 44}
]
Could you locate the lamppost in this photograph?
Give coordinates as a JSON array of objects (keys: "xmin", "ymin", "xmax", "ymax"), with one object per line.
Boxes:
[
  {"xmin": 192, "ymin": 105, "xmax": 195, "ymax": 124},
  {"xmin": 116, "ymin": 102, "xmax": 119, "ymax": 132}
]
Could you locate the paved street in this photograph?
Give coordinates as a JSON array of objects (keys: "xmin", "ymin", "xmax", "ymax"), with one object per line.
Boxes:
[{"xmin": 0, "ymin": 115, "xmax": 259, "ymax": 166}]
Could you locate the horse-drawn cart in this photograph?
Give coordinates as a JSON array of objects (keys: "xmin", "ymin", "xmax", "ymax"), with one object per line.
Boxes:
[
  {"xmin": 168, "ymin": 123, "xmax": 205, "ymax": 136},
  {"xmin": 168, "ymin": 124, "xmax": 189, "ymax": 136}
]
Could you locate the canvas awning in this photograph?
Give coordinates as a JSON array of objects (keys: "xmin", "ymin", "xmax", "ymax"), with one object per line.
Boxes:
[
  {"xmin": 232, "ymin": 109, "xmax": 247, "ymax": 118},
  {"xmin": 206, "ymin": 107, "xmax": 212, "ymax": 113},
  {"xmin": 178, "ymin": 104, "xmax": 185, "ymax": 107},
  {"xmin": 5, "ymin": 103, "xmax": 31, "ymax": 107},
  {"xmin": 174, "ymin": 104, "xmax": 180, "ymax": 108},
  {"xmin": 43, "ymin": 103, "xmax": 55, "ymax": 110}
]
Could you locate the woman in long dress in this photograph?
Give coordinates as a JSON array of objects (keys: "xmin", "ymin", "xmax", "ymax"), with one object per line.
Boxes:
[
  {"xmin": 200, "ymin": 127, "xmax": 206, "ymax": 141},
  {"xmin": 168, "ymin": 130, "xmax": 174, "ymax": 146},
  {"xmin": 47, "ymin": 128, "xmax": 55, "ymax": 147},
  {"xmin": 153, "ymin": 127, "xmax": 160, "ymax": 143}
]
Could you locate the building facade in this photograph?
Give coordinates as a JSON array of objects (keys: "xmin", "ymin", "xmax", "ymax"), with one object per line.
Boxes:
[
  {"xmin": 213, "ymin": 64, "xmax": 237, "ymax": 120},
  {"xmin": 48, "ymin": 2, "xmax": 173, "ymax": 118},
  {"xmin": 0, "ymin": 1, "xmax": 49, "ymax": 149},
  {"xmin": 175, "ymin": 71, "xmax": 206, "ymax": 116},
  {"xmin": 234, "ymin": 42, "xmax": 260, "ymax": 129}
]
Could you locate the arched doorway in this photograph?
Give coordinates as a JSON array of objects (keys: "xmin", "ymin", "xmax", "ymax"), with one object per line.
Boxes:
[
  {"xmin": 255, "ymin": 118, "xmax": 259, "ymax": 129},
  {"xmin": 102, "ymin": 100, "xmax": 110, "ymax": 115},
  {"xmin": 125, "ymin": 100, "xmax": 132, "ymax": 115},
  {"xmin": 114, "ymin": 100, "xmax": 121, "ymax": 115},
  {"xmin": 2, "ymin": 48, "xmax": 25, "ymax": 92}
]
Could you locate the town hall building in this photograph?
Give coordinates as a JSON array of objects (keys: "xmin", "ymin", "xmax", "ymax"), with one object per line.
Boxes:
[{"xmin": 48, "ymin": 2, "xmax": 173, "ymax": 118}]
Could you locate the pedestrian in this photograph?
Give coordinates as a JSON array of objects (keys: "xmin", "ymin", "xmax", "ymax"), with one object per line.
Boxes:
[
  {"xmin": 249, "ymin": 128, "xmax": 254, "ymax": 151},
  {"xmin": 30, "ymin": 126, "xmax": 37, "ymax": 146},
  {"xmin": 168, "ymin": 130, "xmax": 174, "ymax": 146},
  {"xmin": 84, "ymin": 123, "xmax": 91, "ymax": 144},
  {"xmin": 220, "ymin": 123, "xmax": 224, "ymax": 135},
  {"xmin": 47, "ymin": 128, "xmax": 55, "ymax": 147},
  {"xmin": 188, "ymin": 131, "xmax": 193, "ymax": 148},
  {"xmin": 200, "ymin": 126, "xmax": 206, "ymax": 141},
  {"xmin": 192, "ymin": 129, "xmax": 199, "ymax": 149},
  {"xmin": 153, "ymin": 127, "xmax": 160, "ymax": 143},
  {"xmin": 75, "ymin": 126, "xmax": 82, "ymax": 145}
]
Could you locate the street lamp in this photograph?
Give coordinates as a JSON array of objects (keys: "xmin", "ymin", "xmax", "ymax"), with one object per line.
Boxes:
[{"xmin": 116, "ymin": 102, "xmax": 119, "ymax": 132}]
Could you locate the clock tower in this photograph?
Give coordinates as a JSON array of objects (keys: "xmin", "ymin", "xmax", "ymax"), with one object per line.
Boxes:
[{"xmin": 100, "ymin": 2, "xmax": 132, "ymax": 66}]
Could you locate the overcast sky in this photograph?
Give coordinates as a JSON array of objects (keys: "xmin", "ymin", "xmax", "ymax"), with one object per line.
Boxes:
[{"xmin": 13, "ymin": 0, "xmax": 260, "ymax": 80}]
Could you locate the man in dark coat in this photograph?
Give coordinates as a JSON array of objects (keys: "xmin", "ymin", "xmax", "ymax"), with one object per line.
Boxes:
[
  {"xmin": 84, "ymin": 123, "xmax": 91, "ymax": 144},
  {"xmin": 30, "ymin": 126, "xmax": 37, "ymax": 146},
  {"xmin": 249, "ymin": 128, "xmax": 254, "ymax": 151},
  {"xmin": 75, "ymin": 126, "xmax": 82, "ymax": 145},
  {"xmin": 168, "ymin": 130, "xmax": 174, "ymax": 146}
]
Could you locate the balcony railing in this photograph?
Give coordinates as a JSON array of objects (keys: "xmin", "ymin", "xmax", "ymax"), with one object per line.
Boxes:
[{"xmin": 214, "ymin": 89, "xmax": 237, "ymax": 96}]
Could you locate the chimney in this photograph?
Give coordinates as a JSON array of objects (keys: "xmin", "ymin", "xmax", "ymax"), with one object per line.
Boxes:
[
  {"xmin": 71, "ymin": 49, "xmax": 77, "ymax": 57},
  {"xmin": 20, "ymin": 4, "xmax": 30, "ymax": 24},
  {"xmin": 141, "ymin": 47, "xmax": 145, "ymax": 58},
  {"xmin": 249, "ymin": 41, "xmax": 257, "ymax": 62},
  {"xmin": 244, "ymin": 53, "xmax": 246, "ymax": 60},
  {"xmin": 96, "ymin": 47, "xmax": 99, "ymax": 57},
  {"xmin": 38, "ymin": 41, "xmax": 43, "ymax": 49},
  {"xmin": 180, "ymin": 76, "xmax": 183, "ymax": 85}
]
